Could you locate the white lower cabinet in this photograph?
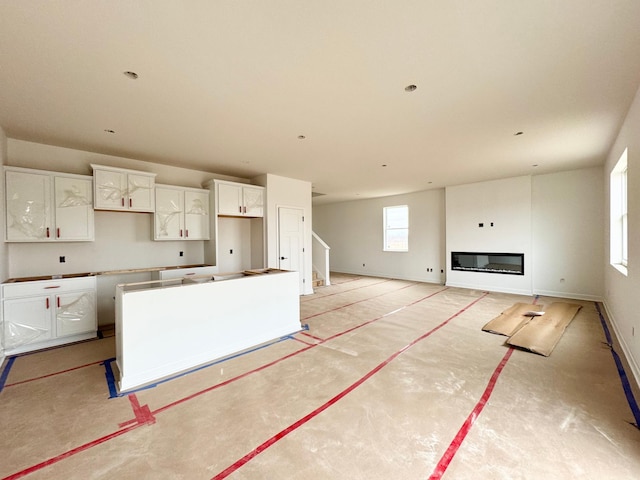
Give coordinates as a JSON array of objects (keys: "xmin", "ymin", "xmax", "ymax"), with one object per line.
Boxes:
[{"xmin": 1, "ymin": 276, "xmax": 97, "ymax": 354}]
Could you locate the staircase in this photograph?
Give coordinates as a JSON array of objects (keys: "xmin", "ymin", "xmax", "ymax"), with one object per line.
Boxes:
[
  {"xmin": 312, "ymin": 270, "xmax": 325, "ymax": 288},
  {"xmin": 312, "ymin": 231, "xmax": 331, "ymax": 288}
]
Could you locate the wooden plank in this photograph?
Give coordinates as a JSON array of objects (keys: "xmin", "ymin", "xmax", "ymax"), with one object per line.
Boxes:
[
  {"xmin": 506, "ymin": 302, "xmax": 582, "ymax": 356},
  {"xmin": 482, "ymin": 303, "xmax": 544, "ymax": 337}
]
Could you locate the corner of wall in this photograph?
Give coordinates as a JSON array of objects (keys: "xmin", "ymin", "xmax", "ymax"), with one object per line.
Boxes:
[
  {"xmin": 0, "ymin": 126, "xmax": 8, "ymax": 282},
  {"xmin": 0, "ymin": 126, "xmax": 7, "ymax": 363}
]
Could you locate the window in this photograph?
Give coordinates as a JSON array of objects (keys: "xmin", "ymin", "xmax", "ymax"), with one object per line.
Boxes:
[
  {"xmin": 610, "ymin": 148, "xmax": 628, "ymax": 274},
  {"xmin": 383, "ymin": 205, "xmax": 408, "ymax": 252}
]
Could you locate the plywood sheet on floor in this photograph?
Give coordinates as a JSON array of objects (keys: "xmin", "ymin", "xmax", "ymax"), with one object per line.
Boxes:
[
  {"xmin": 482, "ymin": 302, "xmax": 544, "ymax": 336},
  {"xmin": 507, "ymin": 302, "xmax": 582, "ymax": 356}
]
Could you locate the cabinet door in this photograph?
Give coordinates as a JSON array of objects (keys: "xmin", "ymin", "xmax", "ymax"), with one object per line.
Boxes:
[
  {"xmin": 184, "ymin": 190, "xmax": 210, "ymax": 239},
  {"xmin": 3, "ymin": 296, "xmax": 53, "ymax": 350},
  {"xmin": 5, "ymin": 170, "xmax": 52, "ymax": 241},
  {"xmin": 243, "ymin": 186, "xmax": 264, "ymax": 217},
  {"xmin": 128, "ymin": 174, "xmax": 155, "ymax": 212},
  {"xmin": 155, "ymin": 187, "xmax": 184, "ymax": 240},
  {"xmin": 54, "ymin": 176, "xmax": 94, "ymax": 241},
  {"xmin": 217, "ymin": 183, "xmax": 243, "ymax": 215},
  {"xmin": 94, "ymin": 169, "xmax": 127, "ymax": 210},
  {"xmin": 55, "ymin": 291, "xmax": 96, "ymax": 337}
]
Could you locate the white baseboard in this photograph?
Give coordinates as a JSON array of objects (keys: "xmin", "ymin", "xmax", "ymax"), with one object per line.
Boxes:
[
  {"xmin": 331, "ymin": 269, "xmax": 443, "ymax": 285},
  {"xmin": 602, "ymin": 300, "xmax": 640, "ymax": 392},
  {"xmin": 533, "ymin": 289, "xmax": 603, "ymax": 302},
  {"xmin": 445, "ymin": 281, "xmax": 531, "ymax": 296}
]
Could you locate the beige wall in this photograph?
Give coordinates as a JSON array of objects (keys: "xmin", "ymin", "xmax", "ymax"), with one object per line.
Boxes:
[
  {"xmin": 313, "ymin": 189, "xmax": 446, "ymax": 284},
  {"xmin": 604, "ymin": 83, "xmax": 640, "ymax": 385},
  {"xmin": 315, "ymin": 168, "xmax": 604, "ymax": 300},
  {"xmin": 0, "ymin": 128, "xmax": 7, "ymax": 282},
  {"xmin": 255, "ymin": 174, "xmax": 313, "ymax": 295}
]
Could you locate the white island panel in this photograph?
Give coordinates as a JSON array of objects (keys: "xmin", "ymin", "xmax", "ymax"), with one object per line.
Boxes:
[{"xmin": 116, "ymin": 270, "xmax": 300, "ymax": 392}]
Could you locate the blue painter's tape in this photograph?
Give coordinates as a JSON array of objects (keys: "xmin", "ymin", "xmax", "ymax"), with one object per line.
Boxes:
[
  {"xmin": 595, "ymin": 302, "xmax": 640, "ymax": 429},
  {"xmin": 0, "ymin": 357, "xmax": 16, "ymax": 393},
  {"xmin": 102, "ymin": 358, "xmax": 120, "ymax": 399},
  {"xmin": 110, "ymin": 334, "xmax": 295, "ymax": 396},
  {"xmin": 302, "ymin": 324, "xmax": 310, "ymax": 331}
]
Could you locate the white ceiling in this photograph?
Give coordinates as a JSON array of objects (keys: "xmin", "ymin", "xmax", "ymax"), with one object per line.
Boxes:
[{"xmin": 1, "ymin": 1, "xmax": 640, "ymax": 204}]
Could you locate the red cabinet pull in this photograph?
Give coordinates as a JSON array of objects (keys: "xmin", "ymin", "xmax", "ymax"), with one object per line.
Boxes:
[
  {"xmin": 180, "ymin": 229, "xmax": 183, "ymax": 237},
  {"xmin": 46, "ymin": 227, "xmax": 50, "ymax": 238},
  {"xmin": 239, "ymin": 206, "xmax": 242, "ymax": 213},
  {"xmin": 46, "ymin": 298, "xmax": 49, "ymax": 309},
  {"xmin": 57, "ymin": 297, "xmax": 61, "ymax": 308},
  {"xmin": 129, "ymin": 198, "xmax": 132, "ymax": 208},
  {"xmin": 185, "ymin": 229, "xmax": 189, "ymax": 238},
  {"xmin": 121, "ymin": 197, "xmax": 125, "ymax": 207},
  {"xmin": 57, "ymin": 228, "xmax": 60, "ymax": 238},
  {"xmin": 243, "ymin": 206, "xmax": 247, "ymax": 214}
]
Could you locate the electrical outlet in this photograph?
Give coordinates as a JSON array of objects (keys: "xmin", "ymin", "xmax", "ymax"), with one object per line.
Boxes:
[{"xmin": 59, "ymin": 256, "xmax": 65, "ymax": 263}]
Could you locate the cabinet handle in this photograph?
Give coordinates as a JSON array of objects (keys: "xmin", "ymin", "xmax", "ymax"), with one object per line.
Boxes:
[
  {"xmin": 46, "ymin": 227, "xmax": 50, "ymax": 238},
  {"xmin": 57, "ymin": 297, "xmax": 61, "ymax": 308},
  {"xmin": 121, "ymin": 198, "xmax": 125, "ymax": 207},
  {"xmin": 129, "ymin": 198, "xmax": 132, "ymax": 208},
  {"xmin": 57, "ymin": 228, "xmax": 60, "ymax": 238},
  {"xmin": 243, "ymin": 206, "xmax": 247, "ymax": 214},
  {"xmin": 239, "ymin": 206, "xmax": 242, "ymax": 213},
  {"xmin": 180, "ymin": 229, "xmax": 183, "ymax": 237},
  {"xmin": 185, "ymin": 229, "xmax": 189, "ymax": 238},
  {"xmin": 46, "ymin": 298, "xmax": 49, "ymax": 309}
]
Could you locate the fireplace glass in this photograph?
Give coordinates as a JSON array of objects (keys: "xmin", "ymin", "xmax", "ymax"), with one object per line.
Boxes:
[{"xmin": 451, "ymin": 252, "xmax": 524, "ymax": 275}]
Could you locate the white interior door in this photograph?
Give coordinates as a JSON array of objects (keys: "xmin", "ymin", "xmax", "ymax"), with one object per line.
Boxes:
[{"xmin": 278, "ymin": 207, "xmax": 305, "ymax": 293}]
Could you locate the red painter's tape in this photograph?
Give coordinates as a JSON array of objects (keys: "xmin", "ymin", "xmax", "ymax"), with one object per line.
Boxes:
[
  {"xmin": 300, "ymin": 331, "xmax": 325, "ymax": 342},
  {"xmin": 428, "ymin": 347, "xmax": 514, "ymax": 479},
  {"xmin": 3, "ymin": 424, "xmax": 141, "ymax": 480},
  {"xmin": 129, "ymin": 393, "xmax": 156, "ymax": 425},
  {"xmin": 212, "ymin": 292, "xmax": 489, "ymax": 479},
  {"xmin": 5, "ymin": 359, "xmax": 106, "ymax": 388},
  {"xmin": 302, "ymin": 278, "xmax": 392, "ymax": 303}
]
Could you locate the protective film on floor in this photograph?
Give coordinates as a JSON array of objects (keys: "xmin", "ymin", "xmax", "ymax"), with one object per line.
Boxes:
[{"xmin": 1, "ymin": 274, "xmax": 639, "ymax": 479}]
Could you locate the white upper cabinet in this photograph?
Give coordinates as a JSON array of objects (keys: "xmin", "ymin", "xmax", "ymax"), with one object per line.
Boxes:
[
  {"xmin": 54, "ymin": 176, "xmax": 94, "ymax": 241},
  {"xmin": 154, "ymin": 185, "xmax": 209, "ymax": 240},
  {"xmin": 91, "ymin": 164, "xmax": 156, "ymax": 212},
  {"xmin": 184, "ymin": 189, "xmax": 210, "ymax": 239},
  {"xmin": 5, "ymin": 167, "xmax": 94, "ymax": 242},
  {"xmin": 216, "ymin": 181, "xmax": 264, "ymax": 217}
]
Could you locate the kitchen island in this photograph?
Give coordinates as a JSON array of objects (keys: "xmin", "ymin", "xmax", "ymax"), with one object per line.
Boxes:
[{"xmin": 115, "ymin": 268, "xmax": 300, "ymax": 392}]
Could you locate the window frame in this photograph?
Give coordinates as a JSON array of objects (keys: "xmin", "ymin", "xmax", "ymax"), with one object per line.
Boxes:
[
  {"xmin": 383, "ymin": 205, "xmax": 409, "ymax": 252},
  {"xmin": 610, "ymin": 148, "xmax": 628, "ymax": 275}
]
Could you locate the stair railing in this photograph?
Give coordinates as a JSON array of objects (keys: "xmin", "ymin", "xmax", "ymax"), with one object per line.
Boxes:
[{"xmin": 312, "ymin": 231, "xmax": 331, "ymax": 286}]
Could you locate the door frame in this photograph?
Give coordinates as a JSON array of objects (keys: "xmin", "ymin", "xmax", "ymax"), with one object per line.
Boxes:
[{"xmin": 276, "ymin": 205, "xmax": 306, "ymax": 294}]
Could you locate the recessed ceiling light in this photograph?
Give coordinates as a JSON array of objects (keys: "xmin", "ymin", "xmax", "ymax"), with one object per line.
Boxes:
[
  {"xmin": 123, "ymin": 71, "xmax": 139, "ymax": 79},
  {"xmin": 104, "ymin": 129, "xmax": 115, "ymax": 134},
  {"xmin": 297, "ymin": 135, "xmax": 306, "ymax": 140},
  {"xmin": 514, "ymin": 131, "xmax": 524, "ymax": 136},
  {"xmin": 404, "ymin": 84, "xmax": 417, "ymax": 92}
]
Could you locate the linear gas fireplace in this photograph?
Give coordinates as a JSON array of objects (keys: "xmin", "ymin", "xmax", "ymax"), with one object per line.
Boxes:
[{"xmin": 451, "ymin": 252, "xmax": 524, "ymax": 275}]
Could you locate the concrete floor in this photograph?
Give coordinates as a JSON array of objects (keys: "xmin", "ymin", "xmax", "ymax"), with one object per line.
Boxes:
[{"xmin": 1, "ymin": 274, "xmax": 640, "ymax": 479}]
